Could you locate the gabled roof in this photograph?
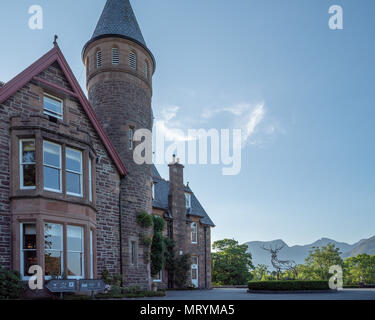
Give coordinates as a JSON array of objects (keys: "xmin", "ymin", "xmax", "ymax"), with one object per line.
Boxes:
[
  {"xmin": 0, "ymin": 45, "xmax": 127, "ymax": 176},
  {"xmin": 152, "ymin": 165, "xmax": 215, "ymax": 227},
  {"xmin": 82, "ymin": 0, "xmax": 155, "ymax": 71}
]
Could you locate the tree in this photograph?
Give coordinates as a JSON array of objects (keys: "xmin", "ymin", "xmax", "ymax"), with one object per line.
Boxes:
[
  {"xmin": 344, "ymin": 254, "xmax": 375, "ymax": 285},
  {"xmin": 212, "ymin": 239, "xmax": 254, "ymax": 285},
  {"xmin": 305, "ymin": 243, "xmax": 343, "ymax": 280},
  {"xmin": 252, "ymin": 264, "xmax": 269, "ymax": 281}
]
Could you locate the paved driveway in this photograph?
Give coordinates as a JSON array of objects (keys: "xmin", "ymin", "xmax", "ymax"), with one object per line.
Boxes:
[{"xmin": 141, "ymin": 288, "xmax": 375, "ymax": 300}]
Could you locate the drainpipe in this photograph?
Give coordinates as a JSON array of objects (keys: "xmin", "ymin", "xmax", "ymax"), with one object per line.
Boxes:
[
  {"xmin": 204, "ymin": 226, "xmax": 207, "ymax": 289},
  {"xmin": 119, "ymin": 181, "xmax": 123, "ymax": 286}
]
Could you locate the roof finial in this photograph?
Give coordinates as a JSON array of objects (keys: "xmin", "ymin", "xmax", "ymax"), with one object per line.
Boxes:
[{"xmin": 53, "ymin": 35, "xmax": 58, "ymax": 47}]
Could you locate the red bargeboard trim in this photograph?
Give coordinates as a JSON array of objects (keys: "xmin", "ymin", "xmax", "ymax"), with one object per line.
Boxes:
[{"xmin": 0, "ymin": 45, "xmax": 127, "ymax": 176}]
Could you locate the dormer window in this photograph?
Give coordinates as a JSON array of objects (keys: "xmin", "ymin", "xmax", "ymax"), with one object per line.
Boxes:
[
  {"xmin": 185, "ymin": 193, "xmax": 191, "ymax": 209},
  {"xmin": 44, "ymin": 94, "xmax": 63, "ymax": 120},
  {"xmin": 112, "ymin": 48, "xmax": 119, "ymax": 65},
  {"xmin": 129, "ymin": 51, "xmax": 137, "ymax": 70}
]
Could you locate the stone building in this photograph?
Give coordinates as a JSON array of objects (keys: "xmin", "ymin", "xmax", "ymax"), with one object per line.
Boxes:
[{"xmin": 0, "ymin": 0, "xmax": 214, "ymax": 291}]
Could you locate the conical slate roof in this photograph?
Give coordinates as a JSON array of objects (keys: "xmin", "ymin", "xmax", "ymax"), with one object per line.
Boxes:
[
  {"xmin": 93, "ymin": 0, "xmax": 146, "ymax": 47},
  {"xmin": 83, "ymin": 0, "xmax": 155, "ymax": 68}
]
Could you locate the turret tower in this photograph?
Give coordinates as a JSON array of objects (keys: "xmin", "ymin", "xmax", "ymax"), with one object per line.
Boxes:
[{"xmin": 82, "ymin": 0, "xmax": 155, "ymax": 289}]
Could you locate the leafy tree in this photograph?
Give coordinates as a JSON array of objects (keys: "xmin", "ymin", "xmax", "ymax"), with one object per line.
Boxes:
[
  {"xmin": 252, "ymin": 264, "xmax": 269, "ymax": 281},
  {"xmin": 212, "ymin": 239, "xmax": 254, "ymax": 285},
  {"xmin": 344, "ymin": 254, "xmax": 375, "ymax": 285},
  {"xmin": 305, "ymin": 243, "xmax": 343, "ymax": 280},
  {"xmin": 150, "ymin": 216, "xmax": 165, "ymax": 277}
]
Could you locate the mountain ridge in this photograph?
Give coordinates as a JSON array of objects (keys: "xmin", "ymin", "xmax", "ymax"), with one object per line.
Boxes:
[{"xmin": 245, "ymin": 235, "xmax": 375, "ymax": 270}]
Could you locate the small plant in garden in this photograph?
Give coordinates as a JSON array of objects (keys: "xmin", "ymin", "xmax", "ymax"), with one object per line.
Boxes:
[{"xmin": 0, "ymin": 266, "xmax": 25, "ymax": 300}]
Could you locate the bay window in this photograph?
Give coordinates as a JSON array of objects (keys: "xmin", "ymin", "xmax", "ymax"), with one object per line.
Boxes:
[
  {"xmin": 44, "ymin": 223, "xmax": 63, "ymax": 277},
  {"xmin": 66, "ymin": 148, "xmax": 83, "ymax": 197},
  {"xmin": 43, "ymin": 141, "xmax": 62, "ymax": 192},
  {"xmin": 21, "ymin": 223, "xmax": 37, "ymax": 278},
  {"xmin": 20, "ymin": 139, "xmax": 36, "ymax": 189},
  {"xmin": 67, "ymin": 225, "xmax": 84, "ymax": 278}
]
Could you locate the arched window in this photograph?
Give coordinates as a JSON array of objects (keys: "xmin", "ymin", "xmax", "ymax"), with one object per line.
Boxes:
[
  {"xmin": 112, "ymin": 48, "xmax": 119, "ymax": 65},
  {"xmin": 191, "ymin": 222, "xmax": 198, "ymax": 244},
  {"xmin": 129, "ymin": 51, "xmax": 137, "ymax": 70},
  {"xmin": 144, "ymin": 60, "xmax": 149, "ymax": 79},
  {"xmin": 96, "ymin": 50, "xmax": 102, "ymax": 68}
]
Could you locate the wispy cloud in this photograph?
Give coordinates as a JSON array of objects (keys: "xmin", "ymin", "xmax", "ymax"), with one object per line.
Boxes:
[{"xmin": 202, "ymin": 102, "xmax": 267, "ymax": 147}]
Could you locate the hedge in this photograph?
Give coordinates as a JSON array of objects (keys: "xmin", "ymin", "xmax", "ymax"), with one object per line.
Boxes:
[{"xmin": 248, "ymin": 280, "xmax": 330, "ymax": 291}]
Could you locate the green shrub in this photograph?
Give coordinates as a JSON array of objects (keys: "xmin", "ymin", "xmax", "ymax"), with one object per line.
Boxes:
[
  {"xmin": 248, "ymin": 280, "xmax": 330, "ymax": 291},
  {"xmin": 137, "ymin": 212, "xmax": 153, "ymax": 228},
  {"xmin": 140, "ymin": 233, "xmax": 152, "ymax": 247},
  {"xmin": 153, "ymin": 216, "xmax": 165, "ymax": 232},
  {"xmin": 0, "ymin": 266, "xmax": 25, "ymax": 299},
  {"xmin": 101, "ymin": 269, "xmax": 122, "ymax": 286}
]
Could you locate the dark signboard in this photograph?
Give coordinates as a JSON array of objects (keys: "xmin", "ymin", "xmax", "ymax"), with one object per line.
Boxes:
[
  {"xmin": 45, "ymin": 280, "xmax": 77, "ymax": 293},
  {"xmin": 79, "ymin": 279, "xmax": 105, "ymax": 292}
]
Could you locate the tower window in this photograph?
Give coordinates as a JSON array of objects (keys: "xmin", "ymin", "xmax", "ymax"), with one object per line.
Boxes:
[
  {"xmin": 129, "ymin": 51, "xmax": 137, "ymax": 70},
  {"xmin": 96, "ymin": 50, "xmax": 102, "ymax": 68},
  {"xmin": 144, "ymin": 60, "xmax": 149, "ymax": 79},
  {"xmin": 112, "ymin": 48, "xmax": 119, "ymax": 65}
]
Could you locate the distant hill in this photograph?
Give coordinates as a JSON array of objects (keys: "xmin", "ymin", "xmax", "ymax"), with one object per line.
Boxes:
[{"xmin": 245, "ymin": 236, "xmax": 375, "ymax": 270}]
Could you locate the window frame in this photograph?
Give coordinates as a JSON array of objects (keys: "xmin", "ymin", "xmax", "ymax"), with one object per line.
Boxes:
[
  {"xmin": 44, "ymin": 222, "xmax": 64, "ymax": 279},
  {"xmin": 66, "ymin": 225, "xmax": 85, "ymax": 280},
  {"xmin": 20, "ymin": 223, "xmax": 37, "ymax": 280},
  {"xmin": 19, "ymin": 139, "xmax": 36, "ymax": 190},
  {"xmin": 88, "ymin": 158, "xmax": 93, "ymax": 202},
  {"xmin": 185, "ymin": 193, "xmax": 191, "ymax": 209},
  {"xmin": 43, "ymin": 94, "xmax": 63, "ymax": 120},
  {"xmin": 153, "ymin": 270, "xmax": 162, "ymax": 282},
  {"xmin": 43, "ymin": 140, "xmax": 62, "ymax": 193},
  {"xmin": 65, "ymin": 147, "xmax": 83, "ymax": 198},
  {"xmin": 191, "ymin": 222, "xmax": 198, "ymax": 244},
  {"xmin": 129, "ymin": 127, "xmax": 134, "ymax": 150}
]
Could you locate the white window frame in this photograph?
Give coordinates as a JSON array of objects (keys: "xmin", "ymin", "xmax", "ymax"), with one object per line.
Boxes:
[
  {"xmin": 43, "ymin": 141, "xmax": 62, "ymax": 193},
  {"xmin": 96, "ymin": 50, "xmax": 102, "ymax": 68},
  {"xmin": 129, "ymin": 51, "xmax": 137, "ymax": 70},
  {"xmin": 191, "ymin": 256, "xmax": 199, "ymax": 288},
  {"xmin": 185, "ymin": 193, "xmax": 191, "ymax": 209},
  {"xmin": 90, "ymin": 230, "xmax": 94, "ymax": 279},
  {"xmin": 43, "ymin": 94, "xmax": 63, "ymax": 120},
  {"xmin": 20, "ymin": 223, "xmax": 37, "ymax": 280},
  {"xmin": 65, "ymin": 147, "xmax": 83, "ymax": 197},
  {"xmin": 67, "ymin": 225, "xmax": 85, "ymax": 280},
  {"xmin": 44, "ymin": 223, "xmax": 64, "ymax": 280},
  {"xmin": 153, "ymin": 270, "xmax": 162, "ymax": 282},
  {"xmin": 112, "ymin": 48, "xmax": 119, "ymax": 65},
  {"xmin": 19, "ymin": 139, "xmax": 36, "ymax": 190},
  {"xmin": 129, "ymin": 127, "xmax": 134, "ymax": 150},
  {"xmin": 191, "ymin": 222, "xmax": 198, "ymax": 244},
  {"xmin": 89, "ymin": 158, "xmax": 93, "ymax": 202}
]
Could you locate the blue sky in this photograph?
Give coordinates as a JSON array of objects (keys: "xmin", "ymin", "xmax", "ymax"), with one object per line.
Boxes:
[{"xmin": 1, "ymin": 0, "xmax": 374, "ymax": 246}]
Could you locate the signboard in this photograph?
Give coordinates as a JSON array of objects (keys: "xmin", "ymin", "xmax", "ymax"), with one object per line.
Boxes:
[
  {"xmin": 45, "ymin": 280, "xmax": 77, "ymax": 293},
  {"xmin": 79, "ymin": 279, "xmax": 105, "ymax": 292}
]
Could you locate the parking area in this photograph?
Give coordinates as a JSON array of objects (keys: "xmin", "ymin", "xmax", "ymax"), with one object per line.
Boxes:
[{"xmin": 140, "ymin": 288, "xmax": 375, "ymax": 300}]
